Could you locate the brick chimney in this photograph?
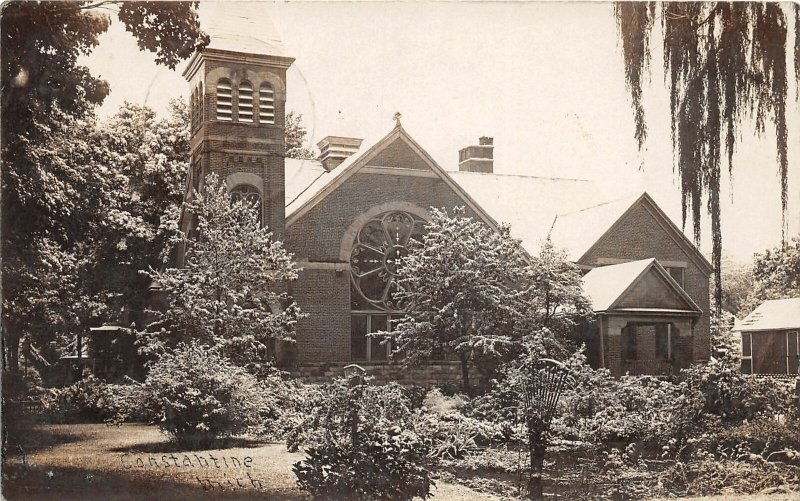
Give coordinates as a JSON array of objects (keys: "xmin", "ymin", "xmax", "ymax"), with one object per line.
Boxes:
[
  {"xmin": 458, "ymin": 136, "xmax": 493, "ymax": 173},
  {"xmin": 317, "ymin": 136, "xmax": 363, "ymax": 172}
]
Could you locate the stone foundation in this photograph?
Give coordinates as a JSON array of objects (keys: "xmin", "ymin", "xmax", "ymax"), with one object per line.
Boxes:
[{"xmin": 292, "ymin": 362, "xmax": 483, "ymax": 388}]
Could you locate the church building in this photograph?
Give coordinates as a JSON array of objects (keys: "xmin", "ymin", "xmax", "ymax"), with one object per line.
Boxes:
[{"xmin": 180, "ymin": 12, "xmax": 712, "ymax": 382}]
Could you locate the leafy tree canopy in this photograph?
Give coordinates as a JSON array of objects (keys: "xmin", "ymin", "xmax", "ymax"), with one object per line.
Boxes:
[
  {"xmin": 743, "ymin": 232, "xmax": 800, "ymax": 313},
  {"xmin": 2, "ymin": 101, "xmax": 189, "ymax": 372},
  {"xmin": 141, "ymin": 173, "xmax": 303, "ymax": 374},
  {"xmin": 285, "ymin": 111, "xmax": 315, "ymax": 160},
  {"xmin": 386, "ymin": 207, "xmax": 592, "ymax": 394},
  {"xmin": 1, "ymin": 1, "xmax": 203, "ymax": 373},
  {"xmin": 615, "ymin": 2, "xmax": 800, "ymax": 312}
]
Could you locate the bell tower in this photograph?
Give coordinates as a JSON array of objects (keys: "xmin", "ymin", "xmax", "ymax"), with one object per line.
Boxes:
[{"xmin": 181, "ymin": 7, "xmax": 294, "ymax": 242}]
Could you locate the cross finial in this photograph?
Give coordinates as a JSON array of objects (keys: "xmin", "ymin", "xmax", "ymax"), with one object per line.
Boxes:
[{"xmin": 393, "ymin": 112, "xmax": 402, "ymax": 127}]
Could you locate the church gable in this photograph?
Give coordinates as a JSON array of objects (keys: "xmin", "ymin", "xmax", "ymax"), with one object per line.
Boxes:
[
  {"xmin": 283, "ymin": 125, "xmax": 498, "ymax": 262},
  {"xmin": 581, "ymin": 194, "xmax": 713, "ymax": 276},
  {"xmin": 615, "ymin": 267, "xmax": 695, "ymax": 311},
  {"xmin": 366, "ymin": 136, "xmax": 431, "ymax": 170}
]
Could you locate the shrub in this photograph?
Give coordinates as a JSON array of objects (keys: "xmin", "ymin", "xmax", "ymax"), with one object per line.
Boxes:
[
  {"xmin": 294, "ymin": 426, "xmax": 434, "ymax": 500},
  {"xmin": 291, "ymin": 376, "xmax": 435, "ymax": 500},
  {"xmin": 659, "ymin": 458, "xmax": 800, "ymax": 496},
  {"xmin": 143, "ymin": 342, "xmax": 270, "ymax": 445},
  {"xmin": 677, "ymin": 359, "xmax": 796, "ymax": 422},
  {"xmin": 694, "ymin": 417, "xmax": 800, "ymax": 464},
  {"xmin": 41, "ymin": 375, "xmax": 121, "ymax": 423}
]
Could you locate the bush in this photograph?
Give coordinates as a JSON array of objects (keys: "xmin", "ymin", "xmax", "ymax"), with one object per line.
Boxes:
[
  {"xmin": 659, "ymin": 458, "xmax": 800, "ymax": 496},
  {"xmin": 143, "ymin": 342, "xmax": 270, "ymax": 445},
  {"xmin": 294, "ymin": 426, "xmax": 434, "ymax": 500},
  {"xmin": 41, "ymin": 375, "xmax": 122, "ymax": 423},
  {"xmin": 290, "ymin": 375, "xmax": 435, "ymax": 500}
]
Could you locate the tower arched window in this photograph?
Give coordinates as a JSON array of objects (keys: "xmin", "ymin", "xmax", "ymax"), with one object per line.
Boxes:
[
  {"xmin": 230, "ymin": 184, "xmax": 262, "ymax": 224},
  {"xmin": 238, "ymin": 81, "xmax": 254, "ymax": 123},
  {"xmin": 198, "ymin": 82, "xmax": 204, "ymax": 124},
  {"xmin": 190, "ymin": 88, "xmax": 198, "ymax": 130},
  {"xmin": 216, "ymin": 78, "xmax": 233, "ymax": 121},
  {"xmin": 259, "ymin": 82, "xmax": 275, "ymax": 124},
  {"xmin": 350, "ymin": 210, "xmax": 427, "ymax": 362}
]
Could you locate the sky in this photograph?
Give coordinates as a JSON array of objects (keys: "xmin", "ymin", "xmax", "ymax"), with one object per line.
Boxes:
[{"xmin": 80, "ymin": 1, "xmax": 800, "ymax": 263}]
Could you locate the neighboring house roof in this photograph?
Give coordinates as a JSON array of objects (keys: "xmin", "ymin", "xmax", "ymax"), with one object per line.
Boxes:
[
  {"xmin": 581, "ymin": 258, "xmax": 702, "ymax": 314},
  {"xmin": 733, "ymin": 298, "xmax": 800, "ymax": 332}
]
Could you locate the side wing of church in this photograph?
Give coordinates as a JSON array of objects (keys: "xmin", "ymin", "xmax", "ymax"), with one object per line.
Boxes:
[{"xmin": 179, "ymin": 13, "xmax": 712, "ymax": 380}]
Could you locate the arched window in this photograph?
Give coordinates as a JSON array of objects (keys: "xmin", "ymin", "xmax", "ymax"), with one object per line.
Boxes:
[
  {"xmin": 216, "ymin": 78, "xmax": 233, "ymax": 121},
  {"xmin": 238, "ymin": 81, "xmax": 254, "ymax": 123},
  {"xmin": 230, "ymin": 184, "xmax": 262, "ymax": 224},
  {"xmin": 190, "ymin": 88, "xmax": 198, "ymax": 130},
  {"xmin": 198, "ymin": 82, "xmax": 204, "ymax": 124},
  {"xmin": 259, "ymin": 82, "xmax": 275, "ymax": 124},
  {"xmin": 350, "ymin": 211, "xmax": 427, "ymax": 362}
]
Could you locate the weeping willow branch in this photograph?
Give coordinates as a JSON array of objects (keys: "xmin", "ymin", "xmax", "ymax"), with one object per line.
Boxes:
[{"xmin": 615, "ymin": 2, "xmax": 796, "ymax": 316}]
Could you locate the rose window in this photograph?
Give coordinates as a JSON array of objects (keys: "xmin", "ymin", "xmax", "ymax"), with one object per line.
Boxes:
[{"xmin": 350, "ymin": 211, "xmax": 426, "ymax": 310}]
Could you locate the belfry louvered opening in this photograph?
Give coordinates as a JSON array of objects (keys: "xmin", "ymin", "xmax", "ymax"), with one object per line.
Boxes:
[
  {"xmin": 239, "ymin": 81, "xmax": 254, "ymax": 123},
  {"xmin": 216, "ymin": 78, "xmax": 233, "ymax": 121},
  {"xmin": 259, "ymin": 82, "xmax": 275, "ymax": 124}
]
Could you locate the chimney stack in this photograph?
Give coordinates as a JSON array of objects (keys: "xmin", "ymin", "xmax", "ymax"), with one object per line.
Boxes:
[
  {"xmin": 458, "ymin": 137, "xmax": 493, "ymax": 173},
  {"xmin": 317, "ymin": 136, "xmax": 363, "ymax": 172}
]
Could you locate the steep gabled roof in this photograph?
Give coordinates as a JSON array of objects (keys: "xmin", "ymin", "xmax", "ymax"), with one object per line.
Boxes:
[
  {"xmin": 734, "ymin": 298, "xmax": 800, "ymax": 332},
  {"xmin": 547, "ymin": 193, "xmax": 642, "ymax": 261},
  {"xmin": 551, "ymin": 192, "xmax": 714, "ymax": 275},
  {"xmin": 285, "ymin": 124, "xmax": 500, "ymax": 230},
  {"xmin": 582, "ymin": 258, "xmax": 702, "ymax": 314},
  {"xmin": 447, "ymin": 171, "xmax": 598, "ymax": 254}
]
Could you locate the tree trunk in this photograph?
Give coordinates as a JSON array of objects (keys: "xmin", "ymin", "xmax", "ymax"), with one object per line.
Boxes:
[
  {"xmin": 4, "ymin": 324, "xmax": 21, "ymax": 373},
  {"xmin": 459, "ymin": 352, "xmax": 471, "ymax": 397}
]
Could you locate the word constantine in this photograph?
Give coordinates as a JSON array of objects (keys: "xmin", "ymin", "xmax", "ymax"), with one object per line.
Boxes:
[{"xmin": 120, "ymin": 453, "xmax": 254, "ymax": 469}]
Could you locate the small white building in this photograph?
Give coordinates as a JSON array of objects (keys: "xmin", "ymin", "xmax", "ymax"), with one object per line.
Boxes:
[{"xmin": 734, "ymin": 298, "xmax": 800, "ymax": 375}]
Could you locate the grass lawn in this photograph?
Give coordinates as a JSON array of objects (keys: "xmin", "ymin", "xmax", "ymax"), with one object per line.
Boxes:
[{"xmin": 2, "ymin": 423, "xmax": 500, "ymax": 501}]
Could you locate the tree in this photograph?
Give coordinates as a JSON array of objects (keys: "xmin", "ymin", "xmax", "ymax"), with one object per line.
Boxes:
[
  {"xmin": 742, "ymin": 233, "xmax": 800, "ymax": 313},
  {"xmin": 141, "ymin": 173, "xmax": 303, "ymax": 373},
  {"xmin": 386, "ymin": 207, "xmax": 591, "ymax": 394},
  {"xmin": 1, "ymin": 1, "xmax": 203, "ymax": 372},
  {"xmin": 615, "ymin": 3, "xmax": 800, "ymax": 314},
  {"xmin": 285, "ymin": 111, "xmax": 315, "ymax": 159},
  {"xmin": 1, "ymin": 101, "xmax": 189, "ymax": 374}
]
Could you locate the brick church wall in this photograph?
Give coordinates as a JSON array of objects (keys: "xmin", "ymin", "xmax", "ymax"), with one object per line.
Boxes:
[
  {"xmin": 285, "ymin": 172, "xmax": 482, "ymax": 261},
  {"xmin": 581, "ymin": 202, "xmax": 711, "ymax": 362},
  {"xmin": 284, "ymin": 169, "xmax": 486, "ymax": 366},
  {"xmin": 292, "ymin": 268, "xmax": 351, "ymax": 363}
]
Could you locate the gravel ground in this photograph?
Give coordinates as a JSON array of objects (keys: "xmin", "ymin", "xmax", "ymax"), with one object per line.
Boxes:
[{"xmin": 1, "ymin": 423, "xmax": 500, "ymax": 501}]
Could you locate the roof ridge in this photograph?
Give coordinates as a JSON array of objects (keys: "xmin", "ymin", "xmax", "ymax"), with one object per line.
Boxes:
[
  {"xmin": 448, "ymin": 171, "xmax": 590, "ymax": 183},
  {"xmin": 556, "ymin": 192, "xmax": 642, "ymax": 217}
]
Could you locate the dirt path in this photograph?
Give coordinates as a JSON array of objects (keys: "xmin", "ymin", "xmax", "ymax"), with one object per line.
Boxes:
[{"xmin": 2, "ymin": 423, "xmax": 500, "ymax": 501}]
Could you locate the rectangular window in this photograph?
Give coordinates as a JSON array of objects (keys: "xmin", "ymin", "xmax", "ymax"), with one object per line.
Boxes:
[
  {"xmin": 787, "ymin": 331, "xmax": 799, "ymax": 375},
  {"xmin": 351, "ymin": 315, "xmax": 367, "ymax": 361},
  {"xmin": 741, "ymin": 332, "xmax": 752, "ymax": 374},
  {"xmin": 369, "ymin": 315, "xmax": 388, "ymax": 361},
  {"xmin": 351, "ymin": 313, "xmax": 393, "ymax": 362},
  {"xmin": 666, "ymin": 267, "xmax": 685, "ymax": 289}
]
